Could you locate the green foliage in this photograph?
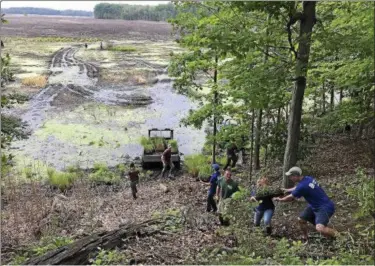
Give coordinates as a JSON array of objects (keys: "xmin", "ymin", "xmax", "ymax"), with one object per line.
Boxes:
[
  {"xmin": 3, "ymin": 7, "xmax": 92, "ymax": 17},
  {"xmin": 347, "ymin": 168, "xmax": 374, "ymax": 219},
  {"xmin": 47, "ymin": 168, "xmax": 76, "ymax": 191},
  {"xmin": 89, "ymin": 248, "xmax": 126, "ymax": 265},
  {"xmin": 1, "ymin": 53, "xmax": 15, "ymax": 85},
  {"xmin": 168, "ymin": 139, "xmax": 178, "ymax": 153},
  {"xmin": 94, "ymin": 2, "xmax": 177, "ymax": 21},
  {"xmin": 89, "ymin": 163, "xmax": 120, "ymax": 185},
  {"xmin": 9, "ymin": 236, "xmax": 73, "ymax": 265},
  {"xmin": 184, "ymin": 154, "xmax": 210, "ymax": 177},
  {"xmin": 140, "ymin": 136, "xmax": 154, "ymax": 153},
  {"xmin": 1, "ymin": 114, "xmax": 29, "ymax": 148},
  {"xmin": 152, "ymin": 137, "xmax": 166, "ymax": 151},
  {"xmin": 197, "ymin": 163, "xmax": 212, "ymax": 182},
  {"xmin": 254, "ymin": 186, "xmax": 283, "ymax": 199},
  {"xmin": 32, "ymin": 236, "xmax": 73, "ymax": 256}
]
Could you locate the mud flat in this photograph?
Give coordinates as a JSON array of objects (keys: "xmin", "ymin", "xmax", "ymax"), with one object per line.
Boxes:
[{"xmin": 2, "ymin": 17, "xmax": 205, "ymax": 176}]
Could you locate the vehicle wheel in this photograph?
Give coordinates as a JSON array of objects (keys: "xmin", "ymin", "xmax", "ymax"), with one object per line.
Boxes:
[{"xmin": 174, "ymin": 160, "xmax": 181, "ymax": 170}]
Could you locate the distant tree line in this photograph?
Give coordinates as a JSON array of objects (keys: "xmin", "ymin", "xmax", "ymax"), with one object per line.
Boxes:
[
  {"xmin": 93, "ymin": 3, "xmax": 177, "ymax": 21},
  {"xmin": 2, "ymin": 7, "xmax": 93, "ymax": 17}
]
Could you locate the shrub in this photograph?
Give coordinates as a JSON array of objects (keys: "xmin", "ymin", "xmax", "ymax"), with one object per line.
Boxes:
[
  {"xmin": 47, "ymin": 168, "xmax": 76, "ymax": 191},
  {"xmin": 89, "ymin": 163, "xmax": 120, "ymax": 185},
  {"xmin": 21, "ymin": 75, "xmax": 47, "ymax": 88},
  {"xmin": 347, "ymin": 168, "xmax": 374, "ymax": 218},
  {"xmin": 184, "ymin": 154, "xmax": 210, "ymax": 178}
]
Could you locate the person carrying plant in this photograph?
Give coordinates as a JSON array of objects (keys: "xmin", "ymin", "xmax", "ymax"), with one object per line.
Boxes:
[
  {"xmin": 203, "ymin": 164, "xmax": 221, "ymax": 213},
  {"xmin": 224, "ymin": 140, "xmax": 238, "ymax": 170},
  {"xmin": 217, "ymin": 169, "xmax": 239, "ymax": 225},
  {"xmin": 161, "ymin": 144, "xmax": 173, "ymax": 178},
  {"xmin": 127, "ymin": 162, "xmax": 139, "ymax": 199},
  {"xmin": 274, "ymin": 166, "xmax": 338, "ymax": 242},
  {"xmin": 250, "ymin": 176, "xmax": 275, "ymax": 235}
]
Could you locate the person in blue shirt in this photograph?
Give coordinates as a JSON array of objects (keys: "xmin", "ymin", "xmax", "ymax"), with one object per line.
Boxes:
[
  {"xmin": 250, "ymin": 176, "xmax": 275, "ymax": 235},
  {"xmin": 205, "ymin": 164, "xmax": 220, "ymax": 213},
  {"xmin": 275, "ymin": 166, "xmax": 337, "ymax": 242}
]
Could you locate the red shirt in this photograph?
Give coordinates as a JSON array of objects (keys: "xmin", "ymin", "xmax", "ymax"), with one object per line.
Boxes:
[{"xmin": 162, "ymin": 148, "xmax": 172, "ymax": 161}]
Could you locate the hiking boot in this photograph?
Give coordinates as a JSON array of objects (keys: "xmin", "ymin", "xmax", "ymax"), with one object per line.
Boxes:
[{"xmin": 266, "ymin": 226, "xmax": 272, "ymax": 235}]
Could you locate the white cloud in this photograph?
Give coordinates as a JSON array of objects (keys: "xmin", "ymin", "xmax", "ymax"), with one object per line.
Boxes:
[{"xmin": 1, "ymin": 1, "xmax": 170, "ymax": 12}]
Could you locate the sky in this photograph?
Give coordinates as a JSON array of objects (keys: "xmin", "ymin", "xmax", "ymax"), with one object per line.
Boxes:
[{"xmin": 1, "ymin": 1, "xmax": 170, "ymax": 12}]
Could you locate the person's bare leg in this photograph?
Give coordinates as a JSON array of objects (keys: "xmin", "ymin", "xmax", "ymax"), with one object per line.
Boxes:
[
  {"xmin": 298, "ymin": 218, "xmax": 309, "ymax": 241},
  {"xmin": 316, "ymin": 224, "xmax": 338, "ymax": 238}
]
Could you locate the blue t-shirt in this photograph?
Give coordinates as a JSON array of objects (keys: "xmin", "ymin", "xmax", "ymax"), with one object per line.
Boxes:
[
  {"xmin": 208, "ymin": 171, "xmax": 220, "ymax": 195},
  {"xmin": 292, "ymin": 176, "xmax": 334, "ymax": 212}
]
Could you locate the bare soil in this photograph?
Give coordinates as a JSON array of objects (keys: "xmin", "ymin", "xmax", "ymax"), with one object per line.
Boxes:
[{"xmin": 2, "ymin": 15, "xmax": 172, "ymax": 40}]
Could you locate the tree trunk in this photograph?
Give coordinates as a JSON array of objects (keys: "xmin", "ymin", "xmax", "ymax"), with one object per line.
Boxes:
[
  {"xmin": 330, "ymin": 85, "xmax": 334, "ymax": 111},
  {"xmin": 254, "ymin": 109, "xmax": 263, "ymax": 170},
  {"xmin": 283, "ymin": 1, "xmax": 316, "ymax": 188},
  {"xmin": 322, "ymin": 80, "xmax": 326, "ymax": 114},
  {"xmin": 25, "ymin": 218, "xmax": 164, "ymax": 265},
  {"xmin": 276, "ymin": 107, "xmax": 281, "ymax": 128},
  {"xmin": 212, "ymin": 55, "xmax": 218, "ymax": 163},
  {"xmin": 249, "ymin": 109, "xmax": 255, "ymax": 181},
  {"xmin": 339, "ymin": 87, "xmax": 343, "ymax": 104}
]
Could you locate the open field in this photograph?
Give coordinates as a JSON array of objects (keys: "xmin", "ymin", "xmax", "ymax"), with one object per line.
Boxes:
[{"xmin": 2, "ymin": 15, "xmax": 172, "ymax": 40}]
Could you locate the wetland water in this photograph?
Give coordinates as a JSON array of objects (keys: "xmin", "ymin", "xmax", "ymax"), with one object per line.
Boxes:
[{"xmin": 7, "ymin": 46, "xmax": 206, "ymax": 172}]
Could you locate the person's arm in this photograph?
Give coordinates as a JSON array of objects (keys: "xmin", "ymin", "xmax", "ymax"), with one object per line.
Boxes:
[
  {"xmin": 282, "ymin": 186, "xmax": 296, "ymax": 193},
  {"xmin": 274, "ymin": 194, "xmax": 295, "ymax": 202}
]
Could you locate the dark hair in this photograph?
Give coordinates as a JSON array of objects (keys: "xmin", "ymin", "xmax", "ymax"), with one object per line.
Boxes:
[{"xmin": 130, "ymin": 162, "xmax": 135, "ymax": 168}]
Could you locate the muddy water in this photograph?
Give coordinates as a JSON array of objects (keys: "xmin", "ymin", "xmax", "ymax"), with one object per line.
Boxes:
[{"xmin": 8, "ymin": 46, "xmax": 205, "ymax": 173}]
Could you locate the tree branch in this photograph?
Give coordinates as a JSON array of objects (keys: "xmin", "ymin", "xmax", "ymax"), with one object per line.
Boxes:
[{"xmin": 286, "ymin": 12, "xmax": 302, "ymax": 59}]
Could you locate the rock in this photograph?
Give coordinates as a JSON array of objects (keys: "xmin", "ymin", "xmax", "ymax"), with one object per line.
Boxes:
[{"xmin": 160, "ymin": 184, "xmax": 169, "ymax": 193}]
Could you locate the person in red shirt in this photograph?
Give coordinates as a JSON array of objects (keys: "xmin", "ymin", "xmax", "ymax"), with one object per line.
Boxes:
[
  {"xmin": 161, "ymin": 144, "xmax": 174, "ymax": 178},
  {"xmin": 127, "ymin": 163, "xmax": 140, "ymax": 199}
]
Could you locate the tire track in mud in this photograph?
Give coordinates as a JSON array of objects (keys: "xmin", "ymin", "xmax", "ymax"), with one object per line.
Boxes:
[{"xmin": 21, "ymin": 47, "xmax": 99, "ymax": 131}]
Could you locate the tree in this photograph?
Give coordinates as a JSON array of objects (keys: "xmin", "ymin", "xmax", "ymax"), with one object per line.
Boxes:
[{"xmin": 282, "ymin": 2, "xmax": 317, "ymax": 188}]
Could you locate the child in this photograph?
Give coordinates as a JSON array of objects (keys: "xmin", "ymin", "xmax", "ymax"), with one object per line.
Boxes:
[
  {"xmin": 127, "ymin": 163, "xmax": 139, "ymax": 199},
  {"xmin": 250, "ymin": 177, "xmax": 275, "ymax": 235}
]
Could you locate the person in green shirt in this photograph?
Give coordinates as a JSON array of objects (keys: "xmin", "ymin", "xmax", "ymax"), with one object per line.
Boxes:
[{"xmin": 217, "ymin": 169, "xmax": 239, "ymax": 225}]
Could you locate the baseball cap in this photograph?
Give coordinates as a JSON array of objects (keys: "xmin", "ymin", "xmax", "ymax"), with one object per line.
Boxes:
[
  {"xmin": 212, "ymin": 164, "xmax": 220, "ymax": 171},
  {"xmin": 285, "ymin": 166, "xmax": 302, "ymax": 176}
]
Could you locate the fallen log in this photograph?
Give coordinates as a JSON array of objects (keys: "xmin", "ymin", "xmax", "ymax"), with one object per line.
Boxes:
[{"xmin": 25, "ymin": 218, "xmax": 163, "ymax": 265}]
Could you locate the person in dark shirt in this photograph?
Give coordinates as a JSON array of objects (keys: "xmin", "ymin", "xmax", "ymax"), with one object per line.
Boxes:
[
  {"xmin": 224, "ymin": 140, "xmax": 238, "ymax": 170},
  {"xmin": 161, "ymin": 144, "xmax": 173, "ymax": 178},
  {"xmin": 250, "ymin": 177, "xmax": 275, "ymax": 235},
  {"xmin": 204, "ymin": 164, "xmax": 220, "ymax": 213},
  {"xmin": 275, "ymin": 166, "xmax": 337, "ymax": 242},
  {"xmin": 127, "ymin": 163, "xmax": 139, "ymax": 199}
]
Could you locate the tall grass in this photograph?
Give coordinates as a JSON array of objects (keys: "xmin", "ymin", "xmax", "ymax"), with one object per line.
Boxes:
[
  {"xmin": 47, "ymin": 167, "xmax": 76, "ymax": 191},
  {"xmin": 184, "ymin": 154, "xmax": 210, "ymax": 178},
  {"xmin": 22, "ymin": 75, "xmax": 47, "ymax": 88},
  {"xmin": 107, "ymin": 45, "xmax": 137, "ymax": 52},
  {"xmin": 184, "ymin": 154, "xmax": 227, "ymax": 179}
]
